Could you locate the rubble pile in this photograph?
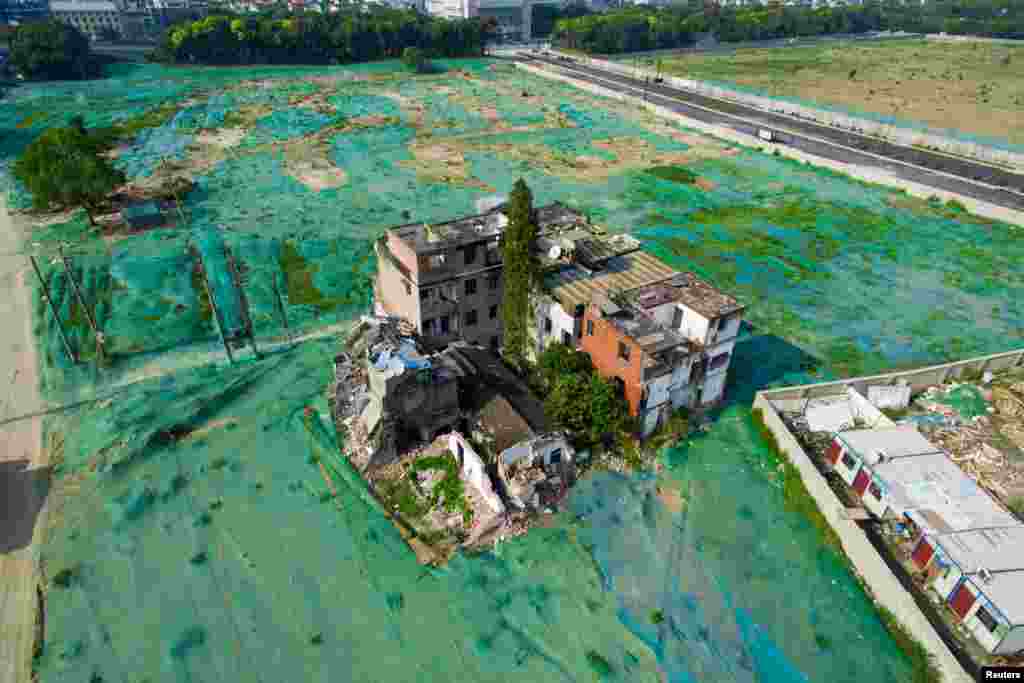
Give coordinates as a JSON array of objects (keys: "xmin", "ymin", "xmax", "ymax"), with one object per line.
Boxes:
[{"xmin": 885, "ymin": 375, "xmax": 1024, "ymax": 504}]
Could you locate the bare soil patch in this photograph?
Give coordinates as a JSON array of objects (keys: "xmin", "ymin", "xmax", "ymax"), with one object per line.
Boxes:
[{"xmin": 661, "ymin": 38, "xmax": 1024, "ymax": 146}]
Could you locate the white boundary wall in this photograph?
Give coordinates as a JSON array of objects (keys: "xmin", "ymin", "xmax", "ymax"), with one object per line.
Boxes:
[
  {"xmin": 549, "ymin": 50, "xmax": 1024, "ymax": 171},
  {"xmin": 752, "ymin": 347, "xmax": 1024, "ymax": 683},
  {"xmin": 760, "ymin": 348, "xmax": 1024, "ymax": 402},
  {"xmin": 753, "ymin": 392, "xmax": 972, "ymax": 683},
  {"xmin": 514, "ymin": 62, "xmax": 1024, "ymax": 228}
]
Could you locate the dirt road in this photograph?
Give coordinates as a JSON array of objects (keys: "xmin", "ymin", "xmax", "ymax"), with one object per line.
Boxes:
[{"xmin": 0, "ymin": 195, "xmax": 47, "ymax": 683}]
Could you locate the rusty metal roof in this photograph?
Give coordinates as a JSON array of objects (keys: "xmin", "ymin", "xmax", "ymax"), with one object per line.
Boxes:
[{"xmin": 544, "ymin": 251, "xmax": 677, "ymax": 311}]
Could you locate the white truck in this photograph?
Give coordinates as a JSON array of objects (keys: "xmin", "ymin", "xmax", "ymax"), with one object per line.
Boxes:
[{"xmin": 757, "ymin": 129, "xmax": 777, "ymax": 142}]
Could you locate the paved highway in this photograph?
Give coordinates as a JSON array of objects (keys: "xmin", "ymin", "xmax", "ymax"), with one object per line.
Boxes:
[{"xmin": 521, "ymin": 53, "xmax": 1024, "ymax": 211}]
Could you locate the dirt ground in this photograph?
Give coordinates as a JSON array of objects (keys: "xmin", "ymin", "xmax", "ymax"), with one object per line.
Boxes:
[
  {"xmin": 0, "ymin": 195, "xmax": 47, "ymax": 683},
  {"xmin": 658, "ymin": 38, "xmax": 1024, "ymax": 146}
]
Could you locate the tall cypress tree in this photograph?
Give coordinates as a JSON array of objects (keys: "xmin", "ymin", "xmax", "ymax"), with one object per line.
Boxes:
[{"xmin": 500, "ymin": 179, "xmax": 538, "ymax": 371}]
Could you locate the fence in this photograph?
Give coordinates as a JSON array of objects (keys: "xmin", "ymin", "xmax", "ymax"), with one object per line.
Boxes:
[
  {"xmin": 760, "ymin": 347, "xmax": 1024, "ymax": 402},
  {"xmin": 548, "ymin": 49, "xmax": 1024, "ymax": 170}
]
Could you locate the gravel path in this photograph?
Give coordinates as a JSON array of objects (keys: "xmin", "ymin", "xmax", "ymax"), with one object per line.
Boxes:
[{"xmin": 0, "ymin": 195, "xmax": 46, "ymax": 683}]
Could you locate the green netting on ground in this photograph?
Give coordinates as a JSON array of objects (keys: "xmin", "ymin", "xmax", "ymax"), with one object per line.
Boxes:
[
  {"xmin": 934, "ymin": 384, "xmax": 990, "ymax": 420},
  {"xmin": 3, "ymin": 57, "xmax": 1023, "ymax": 683},
  {"xmin": 249, "ymin": 109, "xmax": 338, "ymax": 144},
  {"xmin": 37, "ymin": 337, "xmax": 914, "ymax": 683}
]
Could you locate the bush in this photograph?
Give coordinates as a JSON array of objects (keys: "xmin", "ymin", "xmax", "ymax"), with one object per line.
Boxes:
[
  {"xmin": 1009, "ymin": 496, "xmax": 1024, "ymax": 520},
  {"xmin": 401, "ymin": 46, "xmax": 431, "ymax": 74}
]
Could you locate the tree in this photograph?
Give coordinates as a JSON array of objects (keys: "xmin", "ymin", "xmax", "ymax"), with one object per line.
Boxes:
[
  {"xmin": 500, "ymin": 179, "xmax": 539, "ymax": 371},
  {"xmin": 401, "ymin": 46, "xmax": 430, "ymax": 73},
  {"xmin": 13, "ymin": 121, "xmax": 127, "ymax": 225},
  {"xmin": 539, "ymin": 352, "xmax": 631, "ymax": 445},
  {"xmin": 536, "ymin": 342, "xmax": 593, "ymax": 393},
  {"xmin": 8, "ymin": 20, "xmax": 95, "ymax": 81}
]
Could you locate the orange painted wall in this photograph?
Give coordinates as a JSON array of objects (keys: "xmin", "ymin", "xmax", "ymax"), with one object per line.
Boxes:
[{"xmin": 580, "ymin": 304, "xmax": 645, "ymax": 416}]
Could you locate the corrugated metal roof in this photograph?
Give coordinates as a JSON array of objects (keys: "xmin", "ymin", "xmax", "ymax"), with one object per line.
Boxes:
[
  {"xmin": 876, "ymin": 452, "xmax": 1018, "ymax": 534},
  {"xmin": 545, "ymin": 251, "xmax": 676, "ymax": 310},
  {"xmin": 837, "ymin": 426, "xmax": 943, "ymax": 465},
  {"xmin": 932, "ymin": 525, "xmax": 1024, "ymax": 575}
]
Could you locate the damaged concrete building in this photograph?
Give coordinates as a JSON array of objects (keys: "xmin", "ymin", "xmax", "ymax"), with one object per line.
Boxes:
[
  {"xmin": 332, "ymin": 315, "xmax": 576, "ymax": 538},
  {"xmin": 497, "ymin": 432, "xmax": 576, "ymax": 511}
]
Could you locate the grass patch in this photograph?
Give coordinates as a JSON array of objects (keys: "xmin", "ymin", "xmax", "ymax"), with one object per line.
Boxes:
[
  {"xmin": 881, "ymin": 406, "xmax": 911, "ymax": 421},
  {"xmin": 408, "ymin": 451, "xmax": 473, "ymax": 526},
  {"xmin": 279, "ymin": 241, "xmax": 347, "ymax": 313},
  {"xmin": 585, "ymin": 650, "xmax": 613, "ymax": 677},
  {"xmin": 89, "ymin": 102, "xmax": 182, "ymax": 149},
  {"xmin": 750, "ymin": 408, "xmax": 843, "ymax": 555},
  {"xmin": 876, "ymin": 606, "xmax": 942, "ymax": 683},
  {"xmin": 646, "ymin": 165, "xmax": 697, "ymax": 185},
  {"xmin": 378, "ymin": 476, "xmax": 429, "ymax": 520},
  {"xmin": 1008, "ymin": 496, "xmax": 1024, "ymax": 520}
]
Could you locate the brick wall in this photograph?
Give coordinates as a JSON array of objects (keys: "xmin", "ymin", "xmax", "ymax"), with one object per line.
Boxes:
[{"xmin": 580, "ymin": 304, "xmax": 644, "ymax": 416}]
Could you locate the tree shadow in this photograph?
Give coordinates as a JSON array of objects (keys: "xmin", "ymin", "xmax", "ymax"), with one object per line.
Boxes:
[{"xmin": 0, "ymin": 459, "xmax": 51, "ymax": 554}]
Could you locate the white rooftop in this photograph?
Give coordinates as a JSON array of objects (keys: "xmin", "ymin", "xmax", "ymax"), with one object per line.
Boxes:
[
  {"xmin": 932, "ymin": 525, "xmax": 1024, "ymax": 575},
  {"xmin": 837, "ymin": 426, "xmax": 943, "ymax": 466},
  {"xmin": 876, "ymin": 452, "xmax": 1018, "ymax": 534}
]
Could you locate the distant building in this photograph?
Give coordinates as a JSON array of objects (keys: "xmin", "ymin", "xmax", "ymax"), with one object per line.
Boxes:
[{"xmin": 50, "ymin": 0, "xmax": 123, "ymax": 38}]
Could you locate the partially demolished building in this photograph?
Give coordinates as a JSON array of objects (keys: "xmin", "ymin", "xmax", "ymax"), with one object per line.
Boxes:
[{"xmin": 331, "ymin": 315, "xmax": 576, "ymax": 560}]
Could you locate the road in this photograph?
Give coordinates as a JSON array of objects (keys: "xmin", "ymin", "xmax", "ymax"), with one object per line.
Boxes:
[
  {"xmin": 522, "ymin": 53, "xmax": 1024, "ymax": 212},
  {"xmin": 0, "ymin": 196, "xmax": 47, "ymax": 683}
]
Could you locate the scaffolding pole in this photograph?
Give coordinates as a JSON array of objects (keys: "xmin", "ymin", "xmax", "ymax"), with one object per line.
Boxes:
[
  {"xmin": 272, "ymin": 272, "xmax": 292, "ymax": 344},
  {"xmin": 223, "ymin": 245, "xmax": 259, "ymax": 359},
  {"xmin": 59, "ymin": 246, "xmax": 105, "ymax": 365},
  {"xmin": 29, "ymin": 254, "xmax": 77, "ymax": 364},
  {"xmin": 192, "ymin": 246, "xmax": 234, "ymax": 364}
]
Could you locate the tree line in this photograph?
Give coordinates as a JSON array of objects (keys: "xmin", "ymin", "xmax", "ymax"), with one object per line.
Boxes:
[
  {"xmin": 553, "ymin": 1, "xmax": 1024, "ymax": 55},
  {"xmin": 148, "ymin": 8, "xmax": 491, "ymax": 65}
]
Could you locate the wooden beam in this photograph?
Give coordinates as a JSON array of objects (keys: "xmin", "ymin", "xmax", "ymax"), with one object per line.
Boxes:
[
  {"xmin": 59, "ymin": 246, "xmax": 105, "ymax": 365},
  {"xmin": 29, "ymin": 254, "xmax": 76, "ymax": 364},
  {"xmin": 192, "ymin": 246, "xmax": 233, "ymax": 364}
]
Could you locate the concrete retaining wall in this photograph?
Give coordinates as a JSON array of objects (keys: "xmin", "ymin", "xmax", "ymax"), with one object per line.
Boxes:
[
  {"xmin": 753, "ymin": 392, "xmax": 972, "ymax": 683},
  {"xmin": 926, "ymin": 33, "xmax": 1024, "ymax": 46},
  {"xmin": 760, "ymin": 348, "xmax": 1024, "ymax": 401},
  {"xmin": 550, "ymin": 50, "xmax": 1024, "ymax": 171},
  {"xmin": 515, "ymin": 61, "xmax": 1024, "ymax": 228}
]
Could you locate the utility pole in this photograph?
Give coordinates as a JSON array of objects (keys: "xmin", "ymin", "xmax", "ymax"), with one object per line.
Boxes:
[{"xmin": 29, "ymin": 254, "xmax": 77, "ymax": 364}]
